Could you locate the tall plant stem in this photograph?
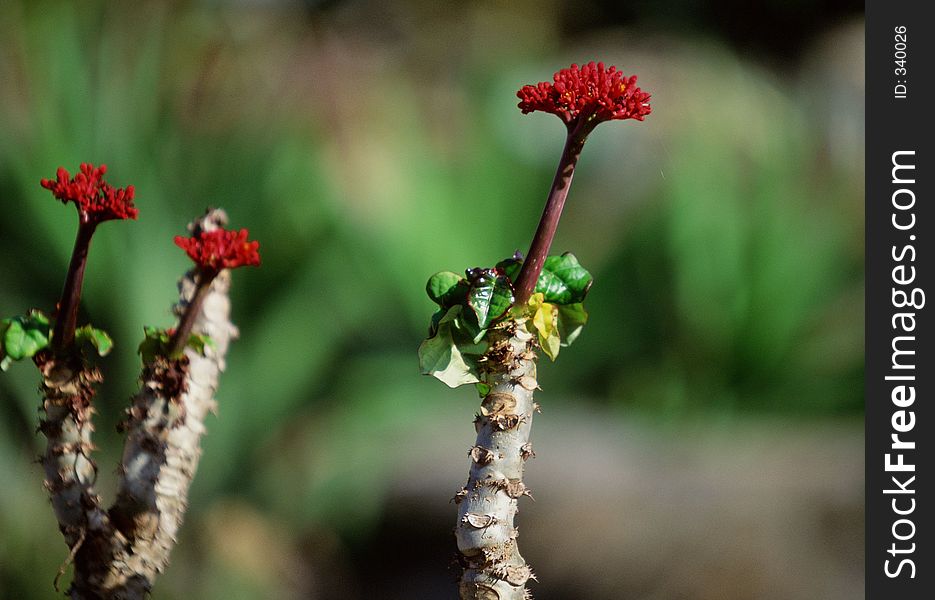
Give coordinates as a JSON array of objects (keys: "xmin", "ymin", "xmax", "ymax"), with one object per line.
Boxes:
[
  {"xmin": 513, "ymin": 127, "xmax": 587, "ymax": 305},
  {"xmin": 52, "ymin": 219, "xmax": 97, "ymax": 354}
]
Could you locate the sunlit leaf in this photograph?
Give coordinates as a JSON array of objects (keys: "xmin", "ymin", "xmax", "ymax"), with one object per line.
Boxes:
[
  {"xmin": 191, "ymin": 333, "xmax": 215, "ymax": 353},
  {"xmin": 466, "ymin": 269, "xmax": 514, "ymax": 329},
  {"xmin": 528, "ymin": 293, "xmax": 561, "ymax": 360},
  {"xmin": 419, "ymin": 305, "xmax": 486, "ymax": 388},
  {"xmin": 498, "ymin": 253, "xmax": 593, "ymax": 305},
  {"xmin": 1, "ymin": 312, "xmax": 52, "ymax": 362},
  {"xmin": 543, "ymin": 254, "xmax": 592, "ymax": 303},
  {"xmin": 75, "ymin": 325, "xmax": 114, "ymax": 356},
  {"xmin": 426, "ymin": 271, "xmax": 468, "ymax": 307}
]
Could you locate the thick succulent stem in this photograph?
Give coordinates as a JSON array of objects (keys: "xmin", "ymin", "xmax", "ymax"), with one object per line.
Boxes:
[
  {"xmin": 513, "ymin": 129, "xmax": 586, "ymax": 306},
  {"xmin": 31, "ymin": 210, "xmax": 237, "ymax": 598},
  {"xmin": 34, "ymin": 352, "xmax": 114, "ymax": 598},
  {"xmin": 52, "ymin": 219, "xmax": 97, "ymax": 354},
  {"xmin": 104, "ymin": 209, "xmax": 238, "ymax": 597},
  {"xmin": 456, "ymin": 319, "xmax": 538, "ymax": 599}
]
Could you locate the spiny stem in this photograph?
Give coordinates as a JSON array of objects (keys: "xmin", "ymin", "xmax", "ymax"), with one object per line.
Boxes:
[
  {"xmin": 107, "ymin": 261, "xmax": 238, "ymax": 597},
  {"xmin": 513, "ymin": 126, "xmax": 588, "ymax": 305},
  {"xmin": 166, "ymin": 269, "xmax": 217, "ymax": 357},
  {"xmin": 51, "ymin": 219, "xmax": 97, "ymax": 354},
  {"xmin": 456, "ymin": 321, "xmax": 537, "ymax": 598}
]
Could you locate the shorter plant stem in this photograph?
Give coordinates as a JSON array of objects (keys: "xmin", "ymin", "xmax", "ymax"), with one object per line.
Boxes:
[
  {"xmin": 34, "ymin": 352, "xmax": 115, "ymax": 600},
  {"xmin": 52, "ymin": 219, "xmax": 97, "ymax": 354},
  {"xmin": 513, "ymin": 128, "xmax": 587, "ymax": 305},
  {"xmin": 104, "ymin": 209, "xmax": 238, "ymax": 598},
  {"xmin": 108, "ymin": 267, "xmax": 237, "ymax": 597},
  {"xmin": 166, "ymin": 269, "xmax": 216, "ymax": 357}
]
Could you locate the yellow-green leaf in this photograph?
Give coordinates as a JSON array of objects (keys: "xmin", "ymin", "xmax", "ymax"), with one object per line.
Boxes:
[{"xmin": 529, "ymin": 293, "xmax": 561, "ymax": 360}]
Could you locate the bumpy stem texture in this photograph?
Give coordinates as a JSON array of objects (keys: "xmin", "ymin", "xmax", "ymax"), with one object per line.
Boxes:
[
  {"xmin": 456, "ymin": 319, "xmax": 538, "ymax": 599},
  {"xmin": 106, "ymin": 209, "xmax": 238, "ymax": 597},
  {"xmin": 30, "ymin": 209, "xmax": 237, "ymax": 598},
  {"xmin": 35, "ymin": 354, "xmax": 111, "ymax": 595}
]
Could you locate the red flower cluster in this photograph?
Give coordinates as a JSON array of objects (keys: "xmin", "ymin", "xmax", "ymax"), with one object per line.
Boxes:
[
  {"xmin": 40, "ymin": 163, "xmax": 138, "ymax": 222},
  {"xmin": 517, "ymin": 62, "xmax": 652, "ymax": 128},
  {"xmin": 174, "ymin": 228, "xmax": 261, "ymax": 272}
]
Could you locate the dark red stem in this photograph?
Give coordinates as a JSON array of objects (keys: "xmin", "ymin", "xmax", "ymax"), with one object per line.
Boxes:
[
  {"xmin": 166, "ymin": 269, "xmax": 218, "ymax": 357},
  {"xmin": 51, "ymin": 218, "xmax": 98, "ymax": 354},
  {"xmin": 513, "ymin": 126, "xmax": 588, "ymax": 305}
]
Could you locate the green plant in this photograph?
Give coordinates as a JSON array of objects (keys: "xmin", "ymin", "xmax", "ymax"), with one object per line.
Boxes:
[
  {"xmin": 419, "ymin": 62, "xmax": 651, "ymax": 599},
  {"xmin": 1, "ymin": 164, "xmax": 259, "ymax": 598}
]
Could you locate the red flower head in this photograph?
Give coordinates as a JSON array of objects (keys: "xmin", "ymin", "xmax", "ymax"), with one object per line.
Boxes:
[
  {"xmin": 517, "ymin": 62, "xmax": 652, "ymax": 132},
  {"xmin": 40, "ymin": 163, "xmax": 138, "ymax": 222},
  {"xmin": 174, "ymin": 228, "xmax": 261, "ymax": 273}
]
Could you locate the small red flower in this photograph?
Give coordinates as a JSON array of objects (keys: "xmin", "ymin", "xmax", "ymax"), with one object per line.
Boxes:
[
  {"xmin": 174, "ymin": 228, "xmax": 261, "ymax": 272},
  {"xmin": 517, "ymin": 62, "xmax": 652, "ymax": 129},
  {"xmin": 40, "ymin": 163, "xmax": 138, "ymax": 222}
]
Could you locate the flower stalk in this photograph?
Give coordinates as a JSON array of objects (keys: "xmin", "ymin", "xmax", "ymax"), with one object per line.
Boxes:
[
  {"xmin": 166, "ymin": 268, "xmax": 217, "ymax": 357},
  {"xmin": 51, "ymin": 220, "xmax": 97, "ymax": 353},
  {"xmin": 166, "ymin": 225, "xmax": 258, "ymax": 358},
  {"xmin": 513, "ymin": 62, "xmax": 650, "ymax": 305},
  {"xmin": 40, "ymin": 163, "xmax": 136, "ymax": 354},
  {"xmin": 513, "ymin": 131, "xmax": 585, "ymax": 305}
]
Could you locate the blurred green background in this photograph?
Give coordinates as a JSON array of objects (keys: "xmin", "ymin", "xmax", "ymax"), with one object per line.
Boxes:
[{"xmin": 0, "ymin": 1, "xmax": 863, "ymax": 598}]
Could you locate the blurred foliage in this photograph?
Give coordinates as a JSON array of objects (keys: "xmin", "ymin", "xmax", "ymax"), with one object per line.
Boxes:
[{"xmin": 0, "ymin": 0, "xmax": 862, "ymax": 598}]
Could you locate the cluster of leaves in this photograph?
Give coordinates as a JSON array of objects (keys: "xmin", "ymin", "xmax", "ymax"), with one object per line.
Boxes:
[
  {"xmin": 419, "ymin": 253, "xmax": 592, "ymax": 388},
  {"xmin": 138, "ymin": 326, "xmax": 213, "ymax": 364},
  {"xmin": 1, "ymin": 312, "xmax": 214, "ymax": 373},
  {"xmin": 0, "ymin": 310, "xmax": 112, "ymax": 370},
  {"xmin": 1, "ymin": 313, "xmax": 213, "ymax": 371}
]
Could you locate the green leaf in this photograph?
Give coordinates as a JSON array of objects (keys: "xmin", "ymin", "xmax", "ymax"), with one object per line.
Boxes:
[
  {"xmin": 75, "ymin": 325, "xmax": 114, "ymax": 356},
  {"xmin": 541, "ymin": 253, "xmax": 593, "ymax": 304},
  {"xmin": 419, "ymin": 305, "xmax": 486, "ymax": 388},
  {"xmin": 138, "ymin": 326, "xmax": 212, "ymax": 362},
  {"xmin": 466, "ymin": 270, "xmax": 514, "ymax": 330},
  {"xmin": 1, "ymin": 313, "xmax": 51, "ymax": 361},
  {"xmin": 428, "ymin": 308, "xmax": 446, "ymax": 337},
  {"xmin": 26, "ymin": 309, "xmax": 50, "ymax": 327},
  {"xmin": 426, "ymin": 271, "xmax": 469, "ymax": 308},
  {"xmin": 498, "ymin": 253, "xmax": 593, "ymax": 305},
  {"xmin": 138, "ymin": 326, "xmax": 172, "ymax": 364},
  {"xmin": 557, "ymin": 303, "xmax": 588, "ymax": 347},
  {"xmin": 186, "ymin": 333, "xmax": 213, "ymax": 356}
]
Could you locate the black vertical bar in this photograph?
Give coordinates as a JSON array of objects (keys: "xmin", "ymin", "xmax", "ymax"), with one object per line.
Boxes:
[{"xmin": 866, "ymin": 1, "xmax": 933, "ymax": 598}]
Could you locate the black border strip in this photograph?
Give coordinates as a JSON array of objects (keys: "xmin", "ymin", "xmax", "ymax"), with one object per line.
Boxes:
[{"xmin": 866, "ymin": 1, "xmax": 933, "ymax": 597}]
